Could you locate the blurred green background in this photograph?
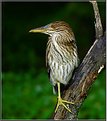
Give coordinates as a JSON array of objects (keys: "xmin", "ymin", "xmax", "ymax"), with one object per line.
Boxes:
[{"xmin": 2, "ymin": 2, "xmax": 106, "ymax": 119}]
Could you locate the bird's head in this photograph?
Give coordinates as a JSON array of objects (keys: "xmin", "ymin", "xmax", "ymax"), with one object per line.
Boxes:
[{"xmin": 29, "ymin": 21, "xmax": 73, "ymax": 36}]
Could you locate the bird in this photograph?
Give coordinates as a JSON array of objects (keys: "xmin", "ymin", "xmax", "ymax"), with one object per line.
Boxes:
[{"xmin": 29, "ymin": 21, "xmax": 79, "ymax": 113}]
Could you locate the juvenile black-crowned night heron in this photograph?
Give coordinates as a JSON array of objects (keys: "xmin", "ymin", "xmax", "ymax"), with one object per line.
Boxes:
[{"xmin": 29, "ymin": 21, "xmax": 79, "ymax": 113}]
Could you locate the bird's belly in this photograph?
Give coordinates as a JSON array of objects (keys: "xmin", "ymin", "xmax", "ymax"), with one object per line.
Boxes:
[{"xmin": 49, "ymin": 61, "xmax": 74, "ymax": 86}]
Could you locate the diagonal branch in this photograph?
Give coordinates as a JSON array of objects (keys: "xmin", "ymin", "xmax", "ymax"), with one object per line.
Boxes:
[{"xmin": 53, "ymin": 1, "xmax": 105, "ymax": 120}]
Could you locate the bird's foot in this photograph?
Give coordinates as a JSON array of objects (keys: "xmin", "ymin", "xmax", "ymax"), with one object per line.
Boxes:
[{"xmin": 55, "ymin": 97, "xmax": 74, "ymax": 113}]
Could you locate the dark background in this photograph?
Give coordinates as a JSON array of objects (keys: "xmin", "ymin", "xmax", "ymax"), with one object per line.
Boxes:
[{"xmin": 2, "ymin": 2, "xmax": 106, "ymax": 119}]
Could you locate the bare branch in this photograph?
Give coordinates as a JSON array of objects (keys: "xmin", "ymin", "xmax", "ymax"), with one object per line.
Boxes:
[{"xmin": 90, "ymin": 0, "xmax": 103, "ymax": 38}]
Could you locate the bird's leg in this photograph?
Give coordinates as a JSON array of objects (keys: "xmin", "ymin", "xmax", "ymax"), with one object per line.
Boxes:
[{"xmin": 55, "ymin": 82, "xmax": 74, "ymax": 113}]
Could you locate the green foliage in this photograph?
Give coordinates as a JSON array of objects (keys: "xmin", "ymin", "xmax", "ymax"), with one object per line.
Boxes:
[
  {"xmin": 3, "ymin": 71, "xmax": 56, "ymax": 119},
  {"xmin": 2, "ymin": 2, "xmax": 105, "ymax": 119}
]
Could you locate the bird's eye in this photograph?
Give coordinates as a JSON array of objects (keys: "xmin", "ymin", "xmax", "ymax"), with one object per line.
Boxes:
[{"xmin": 48, "ymin": 28, "xmax": 54, "ymax": 31}]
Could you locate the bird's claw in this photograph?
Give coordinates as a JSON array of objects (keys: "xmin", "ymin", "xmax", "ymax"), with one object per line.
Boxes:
[{"xmin": 55, "ymin": 97, "xmax": 74, "ymax": 113}]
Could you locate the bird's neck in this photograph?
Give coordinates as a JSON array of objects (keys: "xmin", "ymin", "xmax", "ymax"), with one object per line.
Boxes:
[{"xmin": 49, "ymin": 31, "xmax": 75, "ymax": 47}]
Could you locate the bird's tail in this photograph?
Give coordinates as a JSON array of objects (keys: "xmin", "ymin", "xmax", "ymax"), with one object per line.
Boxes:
[{"xmin": 53, "ymin": 86, "xmax": 56, "ymax": 94}]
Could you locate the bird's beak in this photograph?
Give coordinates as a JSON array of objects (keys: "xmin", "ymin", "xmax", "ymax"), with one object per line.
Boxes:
[{"xmin": 29, "ymin": 26, "xmax": 47, "ymax": 33}]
